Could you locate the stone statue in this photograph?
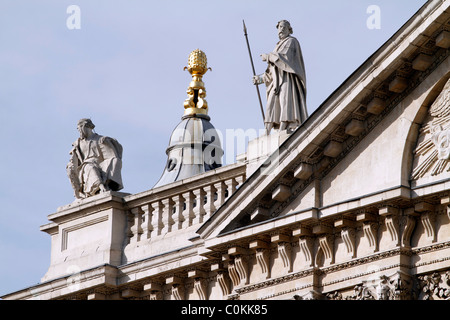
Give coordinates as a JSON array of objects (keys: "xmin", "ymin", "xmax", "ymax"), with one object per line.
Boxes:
[
  {"xmin": 376, "ymin": 279, "xmax": 392, "ymax": 300},
  {"xmin": 67, "ymin": 118, "xmax": 123, "ymax": 199},
  {"xmin": 253, "ymin": 20, "xmax": 308, "ymax": 135},
  {"xmin": 411, "ymin": 77, "xmax": 450, "ymax": 179}
]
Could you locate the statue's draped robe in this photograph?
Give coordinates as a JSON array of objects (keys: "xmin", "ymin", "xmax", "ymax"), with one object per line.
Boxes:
[
  {"xmin": 67, "ymin": 133, "xmax": 123, "ymax": 198},
  {"xmin": 263, "ymin": 35, "xmax": 307, "ymax": 130}
]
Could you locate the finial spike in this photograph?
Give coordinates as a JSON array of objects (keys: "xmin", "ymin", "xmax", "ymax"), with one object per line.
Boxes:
[{"xmin": 183, "ymin": 49, "xmax": 210, "ymax": 116}]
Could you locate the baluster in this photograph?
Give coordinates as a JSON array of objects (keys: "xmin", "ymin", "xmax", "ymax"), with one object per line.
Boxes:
[
  {"xmin": 141, "ymin": 204, "xmax": 154, "ymax": 240},
  {"xmin": 203, "ymin": 185, "xmax": 217, "ymax": 217},
  {"xmin": 192, "ymin": 188, "xmax": 206, "ymax": 224},
  {"xmin": 150, "ymin": 201, "xmax": 164, "ymax": 236},
  {"xmin": 172, "ymin": 194, "xmax": 185, "ymax": 231},
  {"xmin": 182, "ymin": 191, "xmax": 195, "ymax": 228},
  {"xmin": 161, "ymin": 198, "xmax": 174, "ymax": 234},
  {"xmin": 235, "ymin": 175, "xmax": 245, "ymax": 188},
  {"xmin": 213, "ymin": 181, "xmax": 226, "ymax": 209},
  {"xmin": 224, "ymin": 178, "xmax": 237, "ymax": 199},
  {"xmin": 129, "ymin": 207, "xmax": 143, "ymax": 243}
]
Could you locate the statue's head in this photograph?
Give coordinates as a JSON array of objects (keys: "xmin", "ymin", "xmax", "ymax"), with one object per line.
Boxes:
[
  {"xmin": 78, "ymin": 118, "xmax": 95, "ymax": 129},
  {"xmin": 276, "ymin": 20, "xmax": 293, "ymax": 39},
  {"xmin": 77, "ymin": 118, "xmax": 95, "ymax": 138}
]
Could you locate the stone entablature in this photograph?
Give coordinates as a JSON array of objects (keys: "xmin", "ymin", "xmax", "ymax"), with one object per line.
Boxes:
[
  {"xmin": 196, "ymin": 187, "xmax": 450, "ymax": 300},
  {"xmin": 24, "ymin": 186, "xmax": 450, "ymax": 300}
]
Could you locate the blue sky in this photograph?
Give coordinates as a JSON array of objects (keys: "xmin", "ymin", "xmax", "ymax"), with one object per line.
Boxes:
[{"xmin": 0, "ymin": 0, "xmax": 426, "ymax": 297}]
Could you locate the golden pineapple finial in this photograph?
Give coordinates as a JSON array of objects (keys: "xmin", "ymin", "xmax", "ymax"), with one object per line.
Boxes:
[{"xmin": 183, "ymin": 49, "xmax": 212, "ymax": 116}]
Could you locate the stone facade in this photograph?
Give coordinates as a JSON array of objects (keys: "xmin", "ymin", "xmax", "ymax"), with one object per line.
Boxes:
[{"xmin": 2, "ymin": 0, "xmax": 450, "ymax": 300}]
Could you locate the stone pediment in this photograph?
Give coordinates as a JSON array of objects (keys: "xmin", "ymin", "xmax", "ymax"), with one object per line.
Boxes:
[{"xmin": 197, "ymin": 1, "xmax": 450, "ymax": 249}]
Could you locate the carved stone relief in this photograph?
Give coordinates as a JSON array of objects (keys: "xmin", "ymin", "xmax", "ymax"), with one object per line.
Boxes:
[
  {"xmin": 327, "ymin": 272, "xmax": 413, "ymax": 300},
  {"xmin": 417, "ymin": 271, "xmax": 450, "ymax": 300},
  {"xmin": 412, "ymin": 78, "xmax": 450, "ymax": 180}
]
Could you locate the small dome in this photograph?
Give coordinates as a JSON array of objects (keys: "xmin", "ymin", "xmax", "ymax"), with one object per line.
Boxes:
[
  {"xmin": 153, "ymin": 114, "xmax": 223, "ymax": 188},
  {"xmin": 154, "ymin": 49, "xmax": 221, "ymax": 188}
]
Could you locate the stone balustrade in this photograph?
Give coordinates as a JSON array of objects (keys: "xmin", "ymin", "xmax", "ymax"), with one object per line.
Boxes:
[{"xmin": 124, "ymin": 163, "xmax": 246, "ymax": 254}]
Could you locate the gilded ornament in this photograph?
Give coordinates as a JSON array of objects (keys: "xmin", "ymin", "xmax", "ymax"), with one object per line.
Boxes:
[{"xmin": 183, "ymin": 49, "xmax": 212, "ymax": 116}]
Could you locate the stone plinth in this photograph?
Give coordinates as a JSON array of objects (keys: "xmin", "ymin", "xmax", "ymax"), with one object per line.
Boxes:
[
  {"xmin": 242, "ymin": 130, "xmax": 291, "ymax": 177},
  {"xmin": 40, "ymin": 191, "xmax": 130, "ymax": 283}
]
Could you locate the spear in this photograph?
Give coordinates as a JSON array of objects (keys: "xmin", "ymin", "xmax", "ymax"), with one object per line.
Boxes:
[{"xmin": 243, "ymin": 20, "xmax": 265, "ymax": 122}]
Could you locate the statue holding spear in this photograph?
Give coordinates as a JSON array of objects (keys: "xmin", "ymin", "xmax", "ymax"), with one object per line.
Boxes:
[{"xmin": 244, "ymin": 20, "xmax": 308, "ymax": 135}]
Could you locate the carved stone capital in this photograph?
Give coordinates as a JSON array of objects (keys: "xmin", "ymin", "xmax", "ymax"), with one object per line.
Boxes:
[
  {"xmin": 362, "ymin": 221, "xmax": 379, "ymax": 252},
  {"xmin": 401, "ymin": 210, "xmax": 418, "ymax": 248},
  {"xmin": 149, "ymin": 291, "xmax": 163, "ymax": 300},
  {"xmin": 216, "ymin": 271, "xmax": 230, "ymax": 297},
  {"xmin": 171, "ymin": 284, "xmax": 185, "ymax": 300},
  {"xmin": 194, "ymin": 278, "xmax": 208, "ymax": 300},
  {"xmin": 379, "ymin": 207, "xmax": 400, "ymax": 248},
  {"xmin": 227, "ymin": 255, "xmax": 248, "ymax": 287},
  {"xmin": 277, "ymin": 242, "xmax": 292, "ymax": 273},
  {"xmin": 317, "ymin": 234, "xmax": 335, "ymax": 266},
  {"xmin": 298, "ymin": 236, "xmax": 315, "ymax": 267},
  {"xmin": 440, "ymin": 195, "xmax": 450, "ymax": 220},
  {"xmin": 420, "ymin": 211, "xmax": 436, "ymax": 243},
  {"xmin": 255, "ymin": 249, "xmax": 271, "ymax": 279},
  {"xmin": 340, "ymin": 227, "xmax": 356, "ymax": 258}
]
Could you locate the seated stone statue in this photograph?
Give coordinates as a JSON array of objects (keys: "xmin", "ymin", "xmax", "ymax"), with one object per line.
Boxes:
[{"xmin": 67, "ymin": 118, "xmax": 123, "ymax": 199}]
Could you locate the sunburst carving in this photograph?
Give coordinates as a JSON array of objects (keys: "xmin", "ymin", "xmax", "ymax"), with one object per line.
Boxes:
[{"xmin": 411, "ymin": 78, "xmax": 450, "ymax": 180}]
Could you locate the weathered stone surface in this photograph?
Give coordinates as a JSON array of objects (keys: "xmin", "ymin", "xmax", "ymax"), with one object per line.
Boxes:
[
  {"xmin": 412, "ymin": 53, "xmax": 433, "ymax": 71},
  {"xmin": 272, "ymin": 184, "xmax": 291, "ymax": 202},
  {"xmin": 366, "ymin": 97, "xmax": 386, "ymax": 115},
  {"xmin": 436, "ymin": 30, "xmax": 450, "ymax": 48},
  {"xmin": 389, "ymin": 76, "xmax": 408, "ymax": 93},
  {"xmin": 323, "ymin": 140, "xmax": 343, "ymax": 158},
  {"xmin": 294, "ymin": 162, "xmax": 313, "ymax": 180},
  {"xmin": 345, "ymin": 119, "xmax": 365, "ymax": 136}
]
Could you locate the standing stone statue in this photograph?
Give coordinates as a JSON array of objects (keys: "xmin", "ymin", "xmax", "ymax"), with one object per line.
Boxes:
[
  {"xmin": 67, "ymin": 118, "xmax": 123, "ymax": 199},
  {"xmin": 253, "ymin": 20, "xmax": 308, "ymax": 134}
]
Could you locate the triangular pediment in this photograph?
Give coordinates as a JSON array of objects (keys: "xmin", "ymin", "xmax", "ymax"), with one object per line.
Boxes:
[{"xmin": 197, "ymin": 1, "xmax": 450, "ymax": 247}]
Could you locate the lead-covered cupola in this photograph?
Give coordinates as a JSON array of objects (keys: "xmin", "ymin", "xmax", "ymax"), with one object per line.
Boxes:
[{"xmin": 153, "ymin": 49, "xmax": 223, "ymax": 188}]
